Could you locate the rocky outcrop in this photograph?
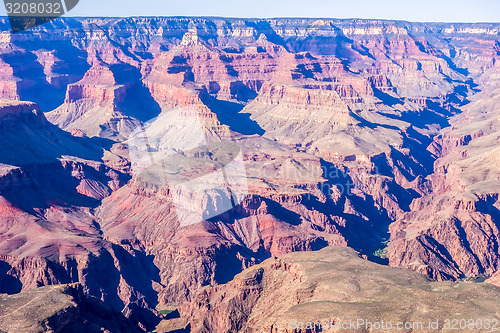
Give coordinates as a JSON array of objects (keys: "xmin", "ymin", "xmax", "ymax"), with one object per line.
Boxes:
[
  {"xmin": 0, "ymin": 100, "xmax": 47, "ymax": 127},
  {"xmin": 488, "ymin": 269, "xmax": 500, "ymax": 287},
  {"xmin": 0, "ymin": 283, "xmax": 142, "ymax": 332},
  {"xmin": 47, "ymin": 63, "xmax": 160, "ymax": 140}
]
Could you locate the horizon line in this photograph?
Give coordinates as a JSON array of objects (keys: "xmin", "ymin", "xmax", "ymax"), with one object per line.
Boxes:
[{"xmin": 0, "ymin": 15, "xmax": 499, "ymax": 25}]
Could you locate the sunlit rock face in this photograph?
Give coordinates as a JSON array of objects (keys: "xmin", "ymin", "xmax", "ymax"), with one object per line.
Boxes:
[{"xmin": 0, "ymin": 17, "xmax": 499, "ymax": 331}]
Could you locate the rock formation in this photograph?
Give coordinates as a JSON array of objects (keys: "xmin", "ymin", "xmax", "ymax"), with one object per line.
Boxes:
[
  {"xmin": 0, "ymin": 283, "xmax": 141, "ymax": 332},
  {"xmin": 159, "ymin": 247, "xmax": 500, "ymax": 333}
]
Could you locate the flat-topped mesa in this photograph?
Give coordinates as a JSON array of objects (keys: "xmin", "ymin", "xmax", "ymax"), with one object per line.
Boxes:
[
  {"xmin": 254, "ymin": 83, "xmax": 355, "ymax": 113},
  {"xmin": 139, "ymin": 81, "xmax": 230, "ymax": 137},
  {"xmin": 64, "ymin": 64, "xmax": 125, "ymax": 106},
  {"xmin": 0, "ymin": 100, "xmax": 47, "ymax": 129},
  {"xmin": 145, "ymin": 81, "xmax": 205, "ymax": 108}
]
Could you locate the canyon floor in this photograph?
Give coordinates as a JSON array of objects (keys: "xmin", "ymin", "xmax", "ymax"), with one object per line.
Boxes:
[{"xmin": 0, "ymin": 17, "xmax": 499, "ymax": 332}]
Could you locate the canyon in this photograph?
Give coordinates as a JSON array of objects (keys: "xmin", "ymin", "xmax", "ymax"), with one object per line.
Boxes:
[
  {"xmin": 160, "ymin": 247, "xmax": 500, "ymax": 332},
  {"xmin": 0, "ymin": 17, "xmax": 498, "ymax": 332}
]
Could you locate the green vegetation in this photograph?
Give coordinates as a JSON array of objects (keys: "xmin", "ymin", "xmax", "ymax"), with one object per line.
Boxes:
[
  {"xmin": 159, "ymin": 309, "xmax": 175, "ymax": 315},
  {"xmin": 461, "ymin": 276, "xmax": 489, "ymax": 283},
  {"xmin": 373, "ymin": 240, "xmax": 389, "ymax": 259}
]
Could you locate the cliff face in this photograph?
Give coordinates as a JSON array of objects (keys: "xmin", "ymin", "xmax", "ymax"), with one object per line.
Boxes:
[{"xmin": 0, "ymin": 17, "xmax": 499, "ymax": 332}]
